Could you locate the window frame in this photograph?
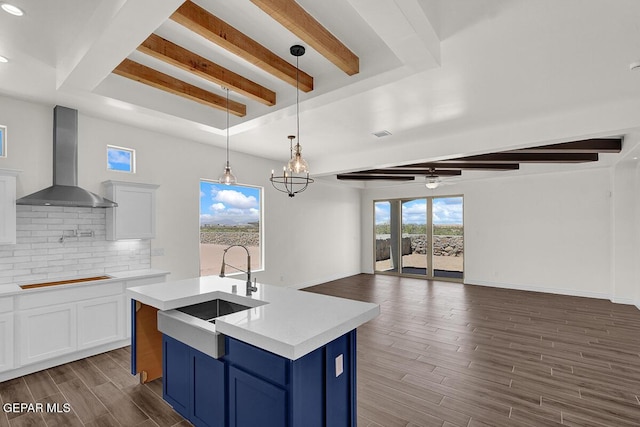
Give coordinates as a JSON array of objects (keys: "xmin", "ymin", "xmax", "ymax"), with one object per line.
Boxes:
[
  {"xmin": 106, "ymin": 145, "xmax": 136, "ymax": 173},
  {"xmin": 198, "ymin": 179, "xmax": 264, "ymax": 277},
  {"xmin": 0, "ymin": 125, "xmax": 6, "ymax": 158}
]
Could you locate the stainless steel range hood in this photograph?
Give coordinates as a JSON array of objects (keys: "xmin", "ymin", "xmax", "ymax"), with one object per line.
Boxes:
[{"xmin": 16, "ymin": 106, "xmax": 117, "ymax": 208}]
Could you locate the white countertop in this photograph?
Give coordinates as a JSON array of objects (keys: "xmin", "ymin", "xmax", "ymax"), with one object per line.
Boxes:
[
  {"xmin": 126, "ymin": 275, "xmax": 380, "ymax": 360},
  {"xmin": 0, "ymin": 269, "xmax": 169, "ymax": 296}
]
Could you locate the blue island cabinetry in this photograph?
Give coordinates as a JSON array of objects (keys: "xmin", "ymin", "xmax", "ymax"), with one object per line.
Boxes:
[{"xmin": 162, "ymin": 331, "xmax": 357, "ymax": 427}]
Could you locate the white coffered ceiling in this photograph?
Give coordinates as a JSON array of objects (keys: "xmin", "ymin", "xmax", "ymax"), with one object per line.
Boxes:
[{"xmin": 1, "ymin": 0, "xmax": 640, "ymax": 178}]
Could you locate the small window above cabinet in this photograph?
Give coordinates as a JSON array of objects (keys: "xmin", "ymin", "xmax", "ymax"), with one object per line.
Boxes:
[{"xmin": 103, "ymin": 180, "xmax": 158, "ymax": 240}]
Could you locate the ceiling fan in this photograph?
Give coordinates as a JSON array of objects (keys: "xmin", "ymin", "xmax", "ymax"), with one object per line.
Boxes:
[{"xmin": 424, "ymin": 168, "xmax": 460, "ymax": 189}]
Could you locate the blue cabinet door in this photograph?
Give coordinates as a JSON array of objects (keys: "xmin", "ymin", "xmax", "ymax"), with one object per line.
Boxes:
[
  {"xmin": 192, "ymin": 348, "xmax": 225, "ymax": 427},
  {"xmin": 162, "ymin": 335, "xmax": 190, "ymax": 418},
  {"xmin": 228, "ymin": 366, "xmax": 287, "ymax": 427}
]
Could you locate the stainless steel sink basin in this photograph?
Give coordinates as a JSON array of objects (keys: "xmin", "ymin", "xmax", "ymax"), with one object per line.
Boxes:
[
  {"xmin": 176, "ymin": 299, "xmax": 252, "ymax": 323},
  {"xmin": 157, "ymin": 292, "xmax": 267, "ymax": 359}
]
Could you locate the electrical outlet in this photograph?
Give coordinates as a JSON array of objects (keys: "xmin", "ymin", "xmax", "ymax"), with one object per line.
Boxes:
[{"xmin": 335, "ymin": 354, "xmax": 344, "ymax": 377}]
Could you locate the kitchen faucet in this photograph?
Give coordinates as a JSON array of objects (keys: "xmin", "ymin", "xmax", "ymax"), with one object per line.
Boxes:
[{"xmin": 219, "ymin": 244, "xmax": 257, "ymax": 296}]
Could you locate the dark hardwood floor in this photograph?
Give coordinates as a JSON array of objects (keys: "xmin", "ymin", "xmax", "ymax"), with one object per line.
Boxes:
[
  {"xmin": 305, "ymin": 274, "xmax": 640, "ymax": 427},
  {"xmin": 2, "ymin": 274, "xmax": 640, "ymax": 426}
]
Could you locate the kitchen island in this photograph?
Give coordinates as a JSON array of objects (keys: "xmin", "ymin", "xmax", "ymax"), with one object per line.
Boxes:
[{"xmin": 126, "ymin": 275, "xmax": 379, "ymax": 427}]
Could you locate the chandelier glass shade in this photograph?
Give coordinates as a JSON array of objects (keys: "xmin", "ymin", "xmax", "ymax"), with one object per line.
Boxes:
[
  {"xmin": 269, "ymin": 45, "xmax": 313, "ymax": 197},
  {"xmin": 218, "ymin": 87, "xmax": 237, "ymax": 185}
]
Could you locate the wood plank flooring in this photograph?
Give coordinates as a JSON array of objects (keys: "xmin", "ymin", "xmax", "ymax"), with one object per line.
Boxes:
[
  {"xmin": 2, "ymin": 273, "xmax": 639, "ymax": 426},
  {"xmin": 304, "ymin": 274, "xmax": 640, "ymax": 427}
]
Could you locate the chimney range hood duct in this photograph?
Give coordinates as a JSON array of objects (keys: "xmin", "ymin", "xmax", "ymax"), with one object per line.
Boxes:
[{"xmin": 16, "ymin": 106, "xmax": 117, "ymax": 208}]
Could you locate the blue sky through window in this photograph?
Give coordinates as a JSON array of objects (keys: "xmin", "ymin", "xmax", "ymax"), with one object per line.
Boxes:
[
  {"xmin": 0, "ymin": 127, "xmax": 5, "ymax": 157},
  {"xmin": 375, "ymin": 197, "xmax": 463, "ymax": 225},
  {"xmin": 107, "ymin": 146, "xmax": 133, "ymax": 172},
  {"xmin": 200, "ymin": 181, "xmax": 260, "ymax": 226}
]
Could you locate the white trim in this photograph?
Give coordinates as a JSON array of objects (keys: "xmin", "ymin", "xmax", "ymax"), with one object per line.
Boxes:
[{"xmin": 464, "ymin": 279, "xmax": 611, "ymax": 301}]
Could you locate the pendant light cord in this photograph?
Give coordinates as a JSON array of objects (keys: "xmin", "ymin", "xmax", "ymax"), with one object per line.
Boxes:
[
  {"xmin": 226, "ymin": 88, "xmax": 230, "ymax": 167},
  {"xmin": 296, "ymin": 56, "xmax": 300, "ymax": 145}
]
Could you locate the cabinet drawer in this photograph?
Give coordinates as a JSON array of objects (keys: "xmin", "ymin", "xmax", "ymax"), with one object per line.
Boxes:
[
  {"xmin": 225, "ymin": 337, "xmax": 288, "ymax": 386},
  {"xmin": 17, "ymin": 281, "xmax": 123, "ymax": 310}
]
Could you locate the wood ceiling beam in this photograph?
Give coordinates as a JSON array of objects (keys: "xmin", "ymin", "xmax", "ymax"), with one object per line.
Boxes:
[
  {"xmin": 171, "ymin": 0, "xmax": 313, "ymax": 92},
  {"xmin": 113, "ymin": 58, "xmax": 247, "ymax": 117},
  {"xmin": 336, "ymin": 175, "xmax": 415, "ymax": 181},
  {"xmin": 393, "ymin": 162, "xmax": 519, "ymax": 171},
  {"xmin": 138, "ymin": 34, "xmax": 276, "ymax": 106},
  {"xmin": 441, "ymin": 153, "xmax": 599, "ymax": 163},
  {"xmin": 357, "ymin": 169, "xmax": 462, "ymax": 176},
  {"xmin": 250, "ymin": 0, "xmax": 359, "ymax": 76},
  {"xmin": 506, "ymin": 138, "xmax": 622, "ymax": 154}
]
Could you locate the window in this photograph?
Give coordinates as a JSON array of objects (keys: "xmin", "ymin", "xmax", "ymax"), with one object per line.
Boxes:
[
  {"xmin": 107, "ymin": 145, "xmax": 135, "ymax": 173},
  {"xmin": 374, "ymin": 195, "xmax": 464, "ymax": 281},
  {"xmin": 0, "ymin": 125, "xmax": 6, "ymax": 157},
  {"xmin": 199, "ymin": 180, "xmax": 262, "ymax": 277}
]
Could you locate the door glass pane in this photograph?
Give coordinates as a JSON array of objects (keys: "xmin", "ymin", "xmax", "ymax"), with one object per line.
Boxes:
[
  {"xmin": 374, "ymin": 201, "xmax": 398, "ymax": 273},
  {"xmin": 401, "ymin": 199, "xmax": 427, "ymax": 276},
  {"xmin": 432, "ymin": 196, "xmax": 464, "ymax": 279}
]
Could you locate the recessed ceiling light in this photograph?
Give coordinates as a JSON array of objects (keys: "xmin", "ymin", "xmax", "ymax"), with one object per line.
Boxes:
[
  {"xmin": 0, "ymin": 55, "xmax": 8, "ymax": 63},
  {"xmin": 630, "ymin": 61, "xmax": 640, "ymax": 71},
  {"xmin": 1, "ymin": 3, "xmax": 23, "ymax": 16}
]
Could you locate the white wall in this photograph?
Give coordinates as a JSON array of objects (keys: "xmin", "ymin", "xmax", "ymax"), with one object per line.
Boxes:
[
  {"xmin": 362, "ymin": 166, "xmax": 617, "ymax": 300},
  {"xmin": 0, "ymin": 95, "xmax": 361, "ymax": 287}
]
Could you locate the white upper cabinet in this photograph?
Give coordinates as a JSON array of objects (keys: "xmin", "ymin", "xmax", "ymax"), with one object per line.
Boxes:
[
  {"xmin": 103, "ymin": 180, "xmax": 159, "ymax": 240},
  {"xmin": 0, "ymin": 169, "xmax": 18, "ymax": 245}
]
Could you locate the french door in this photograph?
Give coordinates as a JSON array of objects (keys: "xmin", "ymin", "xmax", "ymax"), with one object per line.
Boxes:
[{"xmin": 374, "ymin": 196, "xmax": 463, "ymax": 281}]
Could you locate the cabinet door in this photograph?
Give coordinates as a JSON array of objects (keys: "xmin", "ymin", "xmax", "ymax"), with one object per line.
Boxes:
[
  {"xmin": 228, "ymin": 366, "xmax": 287, "ymax": 427},
  {"xmin": 77, "ymin": 295, "xmax": 124, "ymax": 350},
  {"xmin": 105, "ymin": 182, "xmax": 157, "ymax": 240},
  {"xmin": 192, "ymin": 348, "xmax": 225, "ymax": 427},
  {"xmin": 0, "ymin": 312, "xmax": 14, "ymax": 372},
  {"xmin": 162, "ymin": 335, "xmax": 190, "ymax": 418},
  {"xmin": 0, "ymin": 174, "xmax": 16, "ymax": 244},
  {"xmin": 18, "ymin": 303, "xmax": 76, "ymax": 365}
]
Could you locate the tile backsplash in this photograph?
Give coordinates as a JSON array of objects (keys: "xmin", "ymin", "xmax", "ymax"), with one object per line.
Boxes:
[{"xmin": 0, "ymin": 206, "xmax": 150, "ymax": 285}]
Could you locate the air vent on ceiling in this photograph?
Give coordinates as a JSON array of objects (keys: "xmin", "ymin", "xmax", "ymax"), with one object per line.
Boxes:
[{"xmin": 372, "ymin": 130, "xmax": 392, "ymax": 138}]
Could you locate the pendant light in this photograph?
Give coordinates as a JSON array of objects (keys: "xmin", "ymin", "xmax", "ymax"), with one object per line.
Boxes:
[
  {"xmin": 270, "ymin": 45, "xmax": 314, "ymax": 197},
  {"xmin": 218, "ymin": 87, "xmax": 237, "ymax": 185}
]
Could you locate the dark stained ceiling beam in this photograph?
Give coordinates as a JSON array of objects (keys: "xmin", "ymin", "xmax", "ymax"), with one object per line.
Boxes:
[
  {"xmin": 506, "ymin": 138, "xmax": 622, "ymax": 154},
  {"xmin": 356, "ymin": 169, "xmax": 462, "ymax": 176},
  {"xmin": 138, "ymin": 34, "xmax": 276, "ymax": 106},
  {"xmin": 250, "ymin": 0, "xmax": 359, "ymax": 75},
  {"xmin": 171, "ymin": 0, "xmax": 314, "ymax": 92},
  {"xmin": 113, "ymin": 59, "xmax": 247, "ymax": 117},
  {"xmin": 441, "ymin": 152, "xmax": 599, "ymax": 163},
  {"xmin": 336, "ymin": 175, "xmax": 415, "ymax": 181},
  {"xmin": 392, "ymin": 162, "xmax": 519, "ymax": 171}
]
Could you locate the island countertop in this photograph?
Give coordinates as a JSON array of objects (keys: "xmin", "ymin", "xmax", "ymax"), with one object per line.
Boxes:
[{"xmin": 126, "ymin": 275, "xmax": 379, "ymax": 360}]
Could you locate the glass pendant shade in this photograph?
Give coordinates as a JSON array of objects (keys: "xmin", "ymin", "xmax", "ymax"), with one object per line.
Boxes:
[
  {"xmin": 287, "ymin": 143, "xmax": 309, "ymax": 173},
  {"xmin": 219, "ymin": 164, "xmax": 237, "ymax": 185}
]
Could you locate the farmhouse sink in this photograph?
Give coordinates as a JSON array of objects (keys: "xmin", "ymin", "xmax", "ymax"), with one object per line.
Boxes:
[
  {"xmin": 157, "ymin": 292, "xmax": 266, "ymax": 359},
  {"xmin": 176, "ymin": 299, "xmax": 252, "ymax": 323}
]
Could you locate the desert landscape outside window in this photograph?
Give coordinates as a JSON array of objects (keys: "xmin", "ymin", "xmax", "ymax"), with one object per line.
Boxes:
[{"xmin": 199, "ymin": 180, "xmax": 262, "ymax": 276}]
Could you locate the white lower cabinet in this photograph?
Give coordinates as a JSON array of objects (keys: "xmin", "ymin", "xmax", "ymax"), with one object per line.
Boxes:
[
  {"xmin": 18, "ymin": 303, "xmax": 77, "ymax": 365},
  {"xmin": 77, "ymin": 295, "xmax": 124, "ymax": 350},
  {"xmin": 0, "ymin": 312, "xmax": 14, "ymax": 372}
]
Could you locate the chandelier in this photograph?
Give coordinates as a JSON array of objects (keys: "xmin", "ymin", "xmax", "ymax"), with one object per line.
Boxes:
[{"xmin": 270, "ymin": 45, "xmax": 314, "ymax": 197}]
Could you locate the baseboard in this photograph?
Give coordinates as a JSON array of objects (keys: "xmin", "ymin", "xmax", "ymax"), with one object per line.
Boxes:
[
  {"xmin": 465, "ymin": 279, "xmax": 611, "ymax": 301},
  {"xmin": 0, "ymin": 339, "xmax": 130, "ymax": 383}
]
